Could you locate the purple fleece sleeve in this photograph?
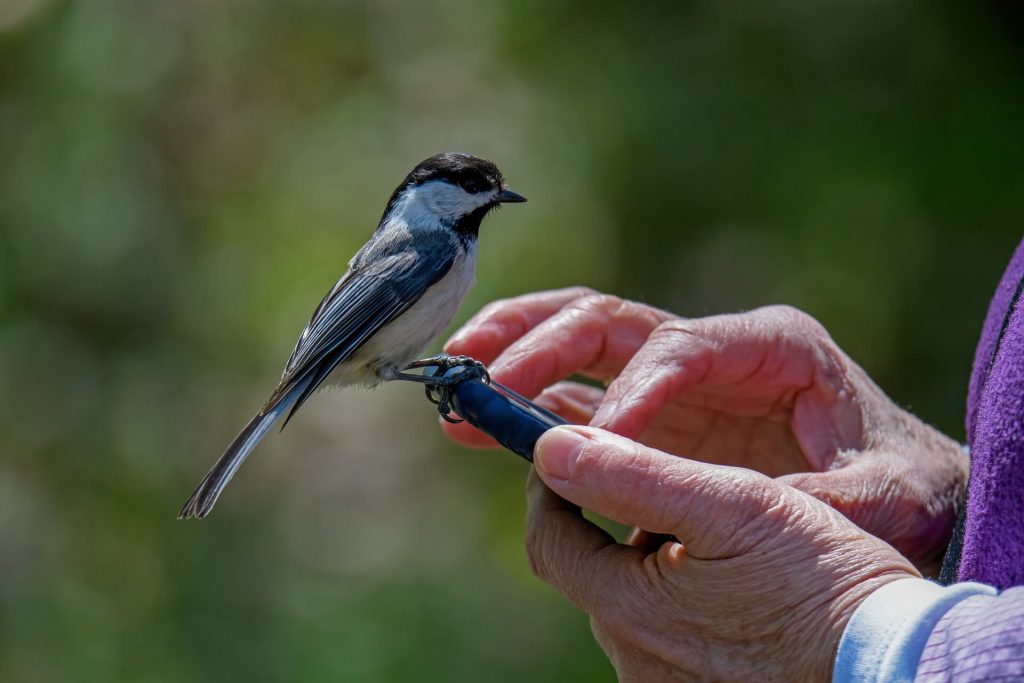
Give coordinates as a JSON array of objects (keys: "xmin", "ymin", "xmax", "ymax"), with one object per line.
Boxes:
[
  {"xmin": 966, "ymin": 239, "xmax": 1024, "ymax": 443},
  {"xmin": 916, "ymin": 587, "xmax": 1024, "ymax": 681}
]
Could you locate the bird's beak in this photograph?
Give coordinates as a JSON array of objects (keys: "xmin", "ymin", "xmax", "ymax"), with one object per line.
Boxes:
[{"xmin": 496, "ymin": 189, "xmax": 527, "ymax": 203}]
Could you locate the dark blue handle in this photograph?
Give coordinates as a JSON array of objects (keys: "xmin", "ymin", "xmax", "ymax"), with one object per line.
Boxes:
[{"xmin": 448, "ymin": 379, "xmax": 566, "ymax": 462}]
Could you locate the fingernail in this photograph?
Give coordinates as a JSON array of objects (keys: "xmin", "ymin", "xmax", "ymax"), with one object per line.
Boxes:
[{"xmin": 535, "ymin": 427, "xmax": 588, "ymax": 481}]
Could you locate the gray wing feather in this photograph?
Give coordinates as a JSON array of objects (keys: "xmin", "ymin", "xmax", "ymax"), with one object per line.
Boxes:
[{"xmin": 273, "ymin": 240, "xmax": 458, "ymax": 418}]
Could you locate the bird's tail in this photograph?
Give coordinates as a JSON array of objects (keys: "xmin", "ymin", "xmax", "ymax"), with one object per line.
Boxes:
[{"xmin": 178, "ymin": 380, "xmax": 308, "ymax": 520}]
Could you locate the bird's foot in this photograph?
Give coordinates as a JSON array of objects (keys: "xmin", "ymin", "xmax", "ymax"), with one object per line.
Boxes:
[
  {"xmin": 406, "ymin": 354, "xmax": 489, "ymax": 380},
  {"xmin": 404, "ymin": 354, "xmax": 490, "ymax": 423}
]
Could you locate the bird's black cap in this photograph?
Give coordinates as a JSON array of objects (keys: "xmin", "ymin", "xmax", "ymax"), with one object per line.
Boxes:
[{"xmin": 404, "ymin": 152, "xmax": 506, "ymax": 196}]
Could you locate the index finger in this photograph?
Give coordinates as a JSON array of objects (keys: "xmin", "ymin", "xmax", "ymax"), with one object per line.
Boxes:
[
  {"xmin": 486, "ymin": 294, "xmax": 675, "ymax": 400},
  {"xmin": 592, "ymin": 306, "xmax": 848, "ymax": 440},
  {"xmin": 445, "ymin": 287, "xmax": 598, "ymax": 364},
  {"xmin": 442, "ymin": 292, "xmax": 673, "ymax": 448}
]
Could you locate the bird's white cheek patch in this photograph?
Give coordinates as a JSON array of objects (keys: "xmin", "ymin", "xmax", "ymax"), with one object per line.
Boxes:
[{"xmin": 401, "ymin": 181, "xmax": 495, "ymax": 227}]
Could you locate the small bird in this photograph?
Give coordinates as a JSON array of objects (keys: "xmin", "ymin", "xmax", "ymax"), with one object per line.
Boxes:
[{"xmin": 179, "ymin": 153, "xmax": 526, "ymax": 519}]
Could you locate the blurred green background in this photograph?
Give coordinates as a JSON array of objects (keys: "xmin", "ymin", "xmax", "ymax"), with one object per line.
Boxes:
[{"xmin": 1, "ymin": 0, "xmax": 1022, "ymax": 681}]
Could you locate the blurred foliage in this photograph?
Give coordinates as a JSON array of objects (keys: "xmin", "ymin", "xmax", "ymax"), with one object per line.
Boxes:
[{"xmin": 0, "ymin": 0, "xmax": 1022, "ymax": 681}]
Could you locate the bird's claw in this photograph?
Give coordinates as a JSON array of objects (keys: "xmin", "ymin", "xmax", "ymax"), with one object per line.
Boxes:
[
  {"xmin": 407, "ymin": 354, "xmax": 490, "ymax": 422},
  {"xmin": 438, "ymin": 400, "xmax": 463, "ymax": 423}
]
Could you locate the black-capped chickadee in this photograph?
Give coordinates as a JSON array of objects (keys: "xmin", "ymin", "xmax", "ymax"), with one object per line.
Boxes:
[{"xmin": 178, "ymin": 153, "xmax": 526, "ymax": 519}]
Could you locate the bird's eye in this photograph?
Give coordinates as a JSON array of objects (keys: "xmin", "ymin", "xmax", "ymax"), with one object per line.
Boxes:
[{"xmin": 460, "ymin": 177, "xmax": 483, "ymax": 194}]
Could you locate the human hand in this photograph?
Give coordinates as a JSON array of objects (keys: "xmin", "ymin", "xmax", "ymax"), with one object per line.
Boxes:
[
  {"xmin": 526, "ymin": 425, "xmax": 918, "ymax": 682},
  {"xmin": 443, "ymin": 289, "xmax": 967, "ymax": 572}
]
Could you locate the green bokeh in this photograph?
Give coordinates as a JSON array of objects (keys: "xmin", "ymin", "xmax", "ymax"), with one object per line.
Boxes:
[{"xmin": 1, "ymin": 1, "xmax": 1021, "ymax": 681}]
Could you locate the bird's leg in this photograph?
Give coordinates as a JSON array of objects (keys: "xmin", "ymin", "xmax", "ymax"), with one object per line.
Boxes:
[
  {"xmin": 385, "ymin": 364, "xmax": 488, "ymax": 387},
  {"xmin": 405, "ymin": 354, "xmax": 489, "ymax": 381},
  {"xmin": 384, "ymin": 371, "xmax": 437, "ymax": 384}
]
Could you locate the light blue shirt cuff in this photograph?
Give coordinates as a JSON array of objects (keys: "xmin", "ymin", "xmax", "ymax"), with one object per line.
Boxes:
[{"xmin": 833, "ymin": 577, "xmax": 997, "ymax": 683}]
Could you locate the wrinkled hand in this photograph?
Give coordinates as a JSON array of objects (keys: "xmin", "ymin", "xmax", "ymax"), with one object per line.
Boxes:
[
  {"xmin": 527, "ymin": 426, "xmax": 917, "ymax": 681},
  {"xmin": 444, "ymin": 289, "xmax": 968, "ymax": 572}
]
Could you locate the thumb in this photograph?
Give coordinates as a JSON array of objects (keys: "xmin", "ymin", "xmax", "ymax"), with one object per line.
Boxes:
[{"xmin": 533, "ymin": 426, "xmax": 784, "ymax": 559}]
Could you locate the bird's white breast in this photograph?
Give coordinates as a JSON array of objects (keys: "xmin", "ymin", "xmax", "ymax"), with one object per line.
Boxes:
[{"xmin": 332, "ymin": 242, "xmax": 478, "ymax": 386}]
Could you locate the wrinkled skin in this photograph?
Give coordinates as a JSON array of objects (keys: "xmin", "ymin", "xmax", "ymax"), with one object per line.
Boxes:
[
  {"xmin": 441, "ymin": 288, "xmax": 969, "ymax": 680},
  {"xmin": 527, "ymin": 427, "xmax": 916, "ymax": 681},
  {"xmin": 444, "ymin": 288, "xmax": 968, "ymax": 573}
]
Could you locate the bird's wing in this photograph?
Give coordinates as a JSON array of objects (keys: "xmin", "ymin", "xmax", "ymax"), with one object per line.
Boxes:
[
  {"xmin": 179, "ymin": 234, "xmax": 460, "ymax": 520},
  {"xmin": 269, "ymin": 242, "xmax": 457, "ymax": 422}
]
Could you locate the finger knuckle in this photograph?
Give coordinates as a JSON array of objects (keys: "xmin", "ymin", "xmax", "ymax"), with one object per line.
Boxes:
[
  {"xmin": 761, "ymin": 303, "xmax": 806, "ymax": 319},
  {"xmin": 569, "ymin": 292, "xmax": 625, "ymax": 315},
  {"xmin": 651, "ymin": 318, "xmax": 695, "ymax": 337},
  {"xmin": 562, "ymin": 285, "xmax": 599, "ymax": 299},
  {"xmin": 757, "ymin": 304, "xmax": 827, "ymax": 337},
  {"xmin": 754, "ymin": 306, "xmax": 851, "ymax": 389},
  {"xmin": 649, "ymin": 318, "xmax": 717, "ymax": 347},
  {"xmin": 644, "ymin": 319, "xmax": 718, "ymax": 370}
]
